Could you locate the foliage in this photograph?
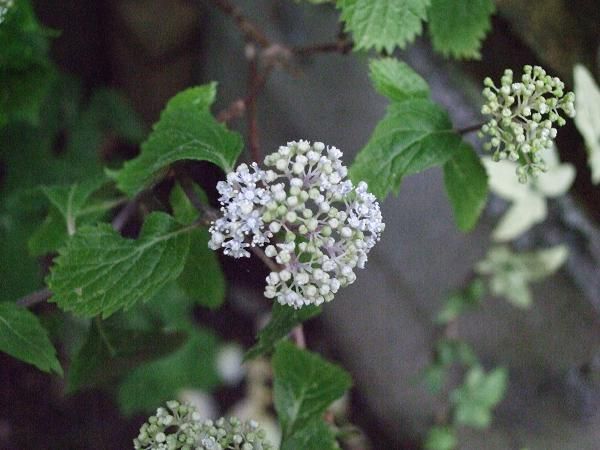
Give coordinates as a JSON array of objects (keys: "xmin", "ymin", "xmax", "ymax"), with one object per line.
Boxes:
[
  {"xmin": 0, "ymin": 302, "xmax": 62, "ymax": 375},
  {"xmin": 273, "ymin": 341, "xmax": 351, "ymax": 449},
  {"xmin": 428, "ymin": 0, "xmax": 495, "ymax": 59},
  {"xmin": 0, "ymin": 1, "xmax": 588, "ymax": 449},
  {"xmin": 108, "ymin": 83, "xmax": 243, "ymax": 196}
]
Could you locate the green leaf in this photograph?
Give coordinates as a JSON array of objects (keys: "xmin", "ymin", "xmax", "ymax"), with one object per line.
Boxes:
[
  {"xmin": 428, "ymin": 0, "xmax": 495, "ymax": 59},
  {"xmin": 424, "ymin": 425, "xmax": 457, "ymax": 450},
  {"xmin": 0, "ymin": 64, "xmax": 54, "ymax": 126},
  {"xmin": 109, "ymin": 83, "xmax": 243, "ymax": 196},
  {"xmin": 350, "ymin": 99, "xmax": 461, "ymax": 198},
  {"xmin": 0, "ymin": 0, "xmax": 51, "ymax": 70},
  {"xmin": 67, "ymin": 317, "xmax": 187, "ymax": 393},
  {"xmin": 170, "ymin": 183, "xmax": 226, "ymax": 309},
  {"xmin": 573, "ymin": 64, "xmax": 600, "ymax": 184},
  {"xmin": 0, "ymin": 0, "xmax": 54, "ymax": 126},
  {"xmin": 369, "ymin": 58, "xmax": 429, "ymax": 102},
  {"xmin": 451, "ymin": 366, "xmax": 507, "ymax": 429},
  {"xmin": 436, "ymin": 339, "xmax": 478, "ymax": 367},
  {"xmin": 0, "ymin": 302, "xmax": 62, "ymax": 375},
  {"xmin": 27, "ymin": 208, "xmax": 67, "ymax": 256},
  {"xmin": 281, "ymin": 418, "xmax": 340, "ymax": 450},
  {"xmin": 337, "ymin": 0, "xmax": 430, "ymax": 53},
  {"xmin": 273, "ymin": 341, "xmax": 351, "ymax": 441},
  {"xmin": 436, "ymin": 278, "xmax": 485, "ymax": 324},
  {"xmin": 47, "ymin": 212, "xmax": 191, "ymax": 318},
  {"xmin": 443, "ymin": 143, "xmax": 488, "ymax": 231},
  {"xmin": 117, "ymin": 328, "xmax": 220, "ymax": 415},
  {"xmin": 41, "ymin": 177, "xmax": 107, "ymax": 236},
  {"xmin": 245, "ymin": 303, "xmax": 321, "ymax": 361},
  {"xmin": 476, "ymin": 245, "xmax": 568, "ymax": 308}
]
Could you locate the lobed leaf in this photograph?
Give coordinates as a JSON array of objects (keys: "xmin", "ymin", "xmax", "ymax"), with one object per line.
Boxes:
[
  {"xmin": 338, "ymin": 0, "xmax": 430, "ymax": 53},
  {"xmin": 47, "ymin": 212, "xmax": 191, "ymax": 318},
  {"xmin": 350, "ymin": 98, "xmax": 461, "ymax": 198},
  {"xmin": 109, "ymin": 83, "xmax": 243, "ymax": 197}
]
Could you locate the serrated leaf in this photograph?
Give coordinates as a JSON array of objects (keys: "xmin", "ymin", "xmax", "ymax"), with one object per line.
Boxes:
[
  {"xmin": 245, "ymin": 303, "xmax": 321, "ymax": 361},
  {"xmin": 67, "ymin": 317, "xmax": 186, "ymax": 393},
  {"xmin": 281, "ymin": 418, "xmax": 340, "ymax": 450},
  {"xmin": 0, "ymin": 302, "xmax": 62, "ymax": 375},
  {"xmin": 573, "ymin": 65, "xmax": 600, "ymax": 184},
  {"xmin": 443, "ymin": 143, "xmax": 488, "ymax": 231},
  {"xmin": 451, "ymin": 366, "xmax": 507, "ymax": 429},
  {"xmin": 350, "ymin": 99, "xmax": 461, "ymax": 198},
  {"xmin": 109, "ymin": 83, "xmax": 243, "ymax": 196},
  {"xmin": 48, "ymin": 212, "xmax": 191, "ymax": 318},
  {"xmin": 117, "ymin": 328, "xmax": 220, "ymax": 415},
  {"xmin": 338, "ymin": 0, "xmax": 430, "ymax": 53},
  {"xmin": 428, "ymin": 0, "xmax": 494, "ymax": 59},
  {"xmin": 424, "ymin": 425, "xmax": 457, "ymax": 450},
  {"xmin": 369, "ymin": 57, "xmax": 429, "ymax": 102},
  {"xmin": 273, "ymin": 341, "xmax": 351, "ymax": 441},
  {"xmin": 170, "ymin": 184, "xmax": 225, "ymax": 309}
]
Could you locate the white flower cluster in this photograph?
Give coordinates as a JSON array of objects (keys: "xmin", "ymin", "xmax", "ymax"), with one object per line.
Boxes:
[
  {"xmin": 209, "ymin": 140, "xmax": 385, "ymax": 308},
  {"xmin": 134, "ymin": 401, "xmax": 273, "ymax": 450},
  {"xmin": 480, "ymin": 65, "xmax": 575, "ymax": 183}
]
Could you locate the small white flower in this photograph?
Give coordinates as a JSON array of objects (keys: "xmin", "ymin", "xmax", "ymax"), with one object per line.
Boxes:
[{"xmin": 209, "ymin": 141, "xmax": 384, "ymax": 308}]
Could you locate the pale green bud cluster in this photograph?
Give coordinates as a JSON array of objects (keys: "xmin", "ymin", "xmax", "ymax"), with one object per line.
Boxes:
[
  {"xmin": 197, "ymin": 417, "xmax": 274, "ymax": 450},
  {"xmin": 479, "ymin": 65, "xmax": 575, "ymax": 183},
  {"xmin": 133, "ymin": 401, "xmax": 273, "ymax": 450},
  {"xmin": 134, "ymin": 400, "xmax": 202, "ymax": 450}
]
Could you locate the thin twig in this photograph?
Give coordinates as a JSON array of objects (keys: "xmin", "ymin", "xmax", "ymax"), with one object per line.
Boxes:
[
  {"xmin": 217, "ymin": 63, "xmax": 276, "ymax": 123},
  {"xmin": 293, "ymin": 39, "xmax": 353, "ymax": 57},
  {"xmin": 208, "ymin": 0, "xmax": 271, "ymax": 47},
  {"xmin": 251, "ymin": 246, "xmax": 281, "ymax": 272},
  {"xmin": 456, "ymin": 122, "xmax": 485, "ymax": 135}
]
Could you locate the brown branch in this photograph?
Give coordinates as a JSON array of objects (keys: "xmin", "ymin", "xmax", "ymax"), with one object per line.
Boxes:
[
  {"xmin": 293, "ymin": 39, "xmax": 353, "ymax": 57},
  {"xmin": 208, "ymin": 0, "xmax": 271, "ymax": 47},
  {"xmin": 217, "ymin": 62, "xmax": 276, "ymax": 124}
]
